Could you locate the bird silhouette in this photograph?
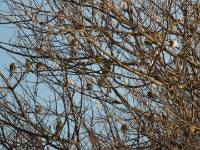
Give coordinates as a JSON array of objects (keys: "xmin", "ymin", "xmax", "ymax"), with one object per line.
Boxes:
[{"xmin": 9, "ymin": 63, "xmax": 16, "ymax": 77}]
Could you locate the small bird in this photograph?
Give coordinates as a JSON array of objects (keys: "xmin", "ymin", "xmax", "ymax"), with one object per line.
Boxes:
[
  {"xmin": 96, "ymin": 55, "xmax": 104, "ymax": 63},
  {"xmin": 70, "ymin": 45, "xmax": 78, "ymax": 54},
  {"xmin": 36, "ymin": 62, "xmax": 45, "ymax": 70},
  {"xmin": 169, "ymin": 40, "xmax": 177, "ymax": 48},
  {"xmin": 35, "ymin": 105, "xmax": 43, "ymax": 114},
  {"xmin": 98, "ymin": 78, "xmax": 105, "ymax": 87},
  {"xmin": 9, "ymin": 63, "xmax": 16, "ymax": 77},
  {"xmin": 121, "ymin": 124, "xmax": 128, "ymax": 134},
  {"xmin": 69, "ymin": 79, "xmax": 74, "ymax": 85},
  {"xmin": 147, "ymin": 91, "xmax": 156, "ymax": 99},
  {"xmin": 56, "ymin": 119, "xmax": 63, "ymax": 132},
  {"xmin": 87, "ymin": 81, "xmax": 93, "ymax": 90},
  {"xmin": 96, "ymin": 103, "xmax": 100, "ymax": 109},
  {"xmin": 25, "ymin": 59, "xmax": 33, "ymax": 71},
  {"xmin": 69, "ymin": 38, "xmax": 78, "ymax": 54}
]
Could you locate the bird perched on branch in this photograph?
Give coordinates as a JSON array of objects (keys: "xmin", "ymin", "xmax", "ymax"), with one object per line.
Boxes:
[
  {"xmin": 56, "ymin": 119, "xmax": 63, "ymax": 133},
  {"xmin": 35, "ymin": 105, "xmax": 43, "ymax": 114},
  {"xmin": 36, "ymin": 62, "xmax": 45, "ymax": 70},
  {"xmin": 147, "ymin": 91, "xmax": 156, "ymax": 99},
  {"xmin": 169, "ymin": 40, "xmax": 177, "ymax": 48},
  {"xmin": 96, "ymin": 55, "xmax": 104, "ymax": 63},
  {"xmin": 9, "ymin": 63, "xmax": 16, "ymax": 77},
  {"xmin": 70, "ymin": 45, "xmax": 78, "ymax": 54},
  {"xmin": 25, "ymin": 59, "xmax": 33, "ymax": 71},
  {"xmin": 121, "ymin": 124, "xmax": 128, "ymax": 134},
  {"xmin": 87, "ymin": 81, "xmax": 93, "ymax": 90},
  {"xmin": 69, "ymin": 38, "xmax": 78, "ymax": 54}
]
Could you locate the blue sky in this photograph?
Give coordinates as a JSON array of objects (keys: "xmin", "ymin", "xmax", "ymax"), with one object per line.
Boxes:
[{"xmin": 0, "ymin": 24, "xmax": 14, "ymax": 77}]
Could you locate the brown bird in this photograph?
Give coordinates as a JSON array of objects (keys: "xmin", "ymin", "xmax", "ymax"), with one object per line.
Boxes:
[
  {"xmin": 96, "ymin": 55, "xmax": 104, "ymax": 63},
  {"xmin": 9, "ymin": 63, "xmax": 16, "ymax": 77},
  {"xmin": 121, "ymin": 124, "xmax": 128, "ymax": 134},
  {"xmin": 69, "ymin": 39, "xmax": 78, "ymax": 54},
  {"xmin": 87, "ymin": 82, "xmax": 93, "ymax": 90},
  {"xmin": 70, "ymin": 45, "xmax": 77, "ymax": 54},
  {"xmin": 36, "ymin": 62, "xmax": 45, "ymax": 70},
  {"xmin": 169, "ymin": 40, "xmax": 177, "ymax": 48},
  {"xmin": 35, "ymin": 105, "xmax": 43, "ymax": 114},
  {"xmin": 56, "ymin": 119, "xmax": 63, "ymax": 133},
  {"xmin": 147, "ymin": 91, "xmax": 156, "ymax": 99},
  {"xmin": 25, "ymin": 59, "xmax": 33, "ymax": 71}
]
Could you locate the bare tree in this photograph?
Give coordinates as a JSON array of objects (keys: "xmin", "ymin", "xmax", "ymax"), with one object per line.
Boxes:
[{"xmin": 0, "ymin": 0, "xmax": 200, "ymax": 149}]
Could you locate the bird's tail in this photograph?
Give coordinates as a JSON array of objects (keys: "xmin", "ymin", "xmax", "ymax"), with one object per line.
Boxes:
[{"xmin": 9, "ymin": 72, "xmax": 13, "ymax": 78}]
